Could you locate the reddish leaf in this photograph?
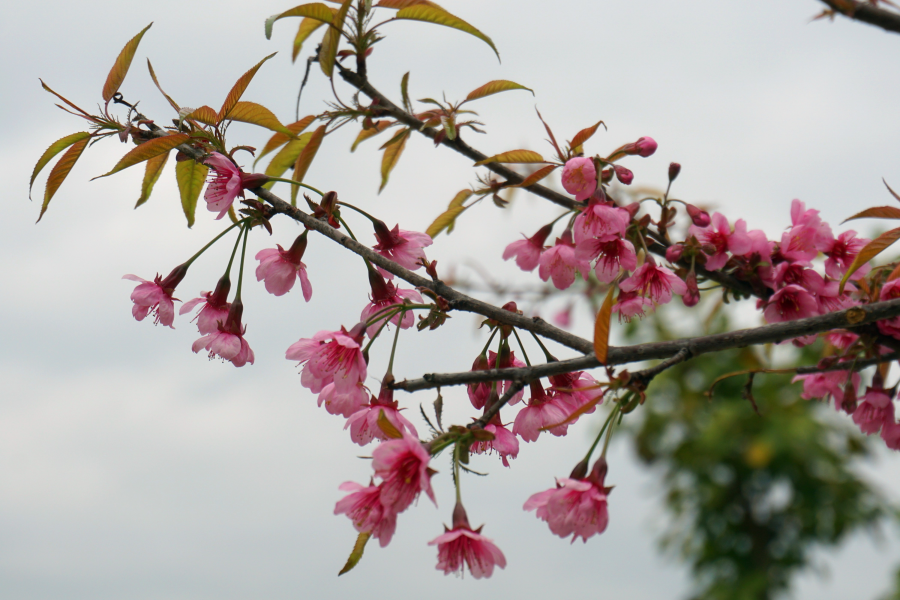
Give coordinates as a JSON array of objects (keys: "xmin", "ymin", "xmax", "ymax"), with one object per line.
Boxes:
[
  {"xmin": 95, "ymin": 134, "xmax": 190, "ymax": 179},
  {"xmin": 217, "ymin": 53, "xmax": 277, "ymax": 123},
  {"xmin": 176, "ymin": 159, "xmax": 209, "ymax": 228},
  {"xmin": 135, "ymin": 150, "xmax": 170, "ymax": 208},
  {"xmin": 840, "ymin": 226, "xmax": 900, "ymax": 292},
  {"xmin": 30, "ymin": 132, "xmax": 91, "ymax": 198},
  {"xmin": 568, "ymin": 120, "xmax": 606, "ymax": 153},
  {"xmin": 380, "ymin": 129, "xmax": 409, "ymax": 192},
  {"xmin": 102, "ymin": 23, "xmax": 152, "ymax": 102},
  {"xmin": 885, "ymin": 179, "xmax": 900, "ymax": 204},
  {"xmin": 351, "ymin": 120, "xmax": 394, "ymax": 152},
  {"xmin": 255, "ymin": 116, "xmax": 317, "ymax": 167},
  {"xmin": 474, "ymin": 149, "xmax": 545, "ymax": 166},
  {"xmin": 842, "ymin": 206, "xmax": 900, "ymax": 223},
  {"xmin": 292, "ymin": 16, "xmax": 329, "ymax": 61},
  {"xmin": 509, "ymin": 164, "xmax": 558, "ymax": 188},
  {"xmin": 319, "ymin": 0, "xmax": 352, "ymax": 77},
  {"xmin": 292, "ymin": 125, "xmax": 326, "ymax": 204},
  {"xmin": 540, "ymin": 394, "xmax": 604, "ymax": 431},
  {"xmin": 38, "ymin": 137, "xmax": 89, "ymax": 222},
  {"xmin": 393, "ymin": 5, "xmax": 499, "ymax": 60},
  {"xmin": 147, "ymin": 59, "xmax": 180, "ymax": 112},
  {"xmin": 338, "ymin": 532, "xmax": 370, "ymax": 576},
  {"xmin": 40, "ymin": 79, "xmax": 91, "ymax": 118},
  {"xmin": 376, "ymin": 0, "xmax": 444, "ymax": 8},
  {"xmin": 593, "ymin": 286, "xmax": 616, "ymax": 365},
  {"xmin": 225, "ymin": 101, "xmax": 293, "ymax": 134},
  {"xmin": 183, "ymin": 106, "xmax": 218, "ymax": 126},
  {"xmin": 464, "ymin": 80, "xmax": 533, "ymax": 102},
  {"xmin": 265, "ymin": 3, "xmax": 334, "ymax": 39}
]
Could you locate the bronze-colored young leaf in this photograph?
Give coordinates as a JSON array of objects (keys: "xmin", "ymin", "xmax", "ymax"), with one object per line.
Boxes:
[
  {"xmin": 474, "ymin": 149, "xmax": 545, "ymax": 166},
  {"xmin": 400, "ymin": 71, "xmax": 412, "ymax": 112},
  {"xmin": 839, "ymin": 226, "xmax": 900, "ymax": 293},
  {"xmin": 263, "ymin": 133, "xmax": 313, "ymax": 186},
  {"xmin": 95, "ymin": 133, "xmax": 190, "ymax": 179},
  {"xmin": 319, "ymin": 0, "xmax": 352, "ymax": 77},
  {"xmin": 338, "ymin": 532, "xmax": 371, "ymax": 576},
  {"xmin": 147, "ymin": 59, "xmax": 180, "ymax": 112},
  {"xmin": 265, "ymin": 2, "xmax": 334, "ymax": 39},
  {"xmin": 377, "ymin": 0, "xmax": 444, "ymax": 8},
  {"xmin": 175, "ymin": 159, "xmax": 208, "ymax": 228},
  {"xmin": 351, "ymin": 120, "xmax": 393, "ymax": 152},
  {"xmin": 226, "ymin": 101, "xmax": 293, "ymax": 135},
  {"xmin": 255, "ymin": 116, "xmax": 317, "ymax": 167},
  {"xmin": 30, "ymin": 132, "xmax": 91, "ymax": 198},
  {"xmin": 37, "ymin": 137, "xmax": 90, "ymax": 222},
  {"xmin": 291, "ymin": 125, "xmax": 326, "ymax": 204},
  {"xmin": 135, "ymin": 150, "xmax": 170, "ymax": 208},
  {"xmin": 380, "ymin": 129, "xmax": 409, "ymax": 192},
  {"xmin": 376, "ymin": 409, "xmax": 404, "ymax": 439},
  {"xmin": 217, "ymin": 53, "xmax": 277, "ymax": 123},
  {"xmin": 393, "ymin": 5, "xmax": 499, "ymax": 60},
  {"xmin": 292, "ymin": 16, "xmax": 329, "ymax": 61},
  {"xmin": 40, "ymin": 79, "xmax": 91, "ymax": 118},
  {"xmin": 593, "ymin": 286, "xmax": 616, "ymax": 365},
  {"xmin": 464, "ymin": 80, "xmax": 533, "ymax": 102},
  {"xmin": 183, "ymin": 106, "xmax": 218, "ymax": 126},
  {"xmin": 885, "ymin": 179, "xmax": 900, "ymax": 204},
  {"xmin": 426, "ymin": 205, "xmax": 467, "ymax": 238},
  {"xmin": 568, "ymin": 120, "xmax": 606, "ymax": 153},
  {"xmin": 509, "ymin": 164, "xmax": 558, "ymax": 188},
  {"xmin": 842, "ymin": 206, "xmax": 900, "ymax": 223},
  {"xmin": 102, "ymin": 23, "xmax": 153, "ymax": 103}
]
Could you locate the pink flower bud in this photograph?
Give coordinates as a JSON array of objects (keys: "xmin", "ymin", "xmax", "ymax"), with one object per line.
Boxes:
[
  {"xmin": 634, "ymin": 136, "xmax": 657, "ymax": 157},
  {"xmin": 668, "ymin": 162, "xmax": 681, "ymax": 181},
  {"xmin": 686, "ymin": 204, "xmax": 711, "ymax": 227},
  {"xmin": 613, "ymin": 164, "xmax": 634, "ymax": 185},
  {"xmin": 682, "ymin": 272, "xmax": 700, "ymax": 307},
  {"xmin": 665, "ymin": 244, "xmax": 684, "ymax": 263}
]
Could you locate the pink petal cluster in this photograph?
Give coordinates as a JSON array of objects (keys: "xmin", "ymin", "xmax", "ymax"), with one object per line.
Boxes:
[
  {"xmin": 429, "ymin": 504, "xmax": 506, "ymax": 579},
  {"xmin": 372, "ymin": 222, "xmax": 433, "ymax": 279},
  {"xmin": 852, "ymin": 388, "xmax": 894, "ymax": 435},
  {"xmin": 688, "ymin": 212, "xmax": 752, "ymax": 271},
  {"xmin": 334, "ymin": 482, "xmax": 398, "ymax": 547},
  {"xmin": 372, "ymin": 433, "xmax": 436, "ymax": 513},
  {"xmin": 467, "ymin": 350, "xmax": 526, "ymax": 410},
  {"xmin": 123, "ymin": 264, "xmax": 188, "ymax": 329},
  {"xmin": 503, "ymin": 224, "xmax": 553, "ymax": 272},
  {"xmin": 561, "ymin": 157, "xmax": 597, "ymax": 201},
  {"xmin": 191, "ymin": 300, "xmax": 254, "ymax": 368},
  {"xmin": 203, "ymin": 153, "xmax": 268, "ymax": 220},
  {"xmin": 539, "ymin": 232, "xmax": 591, "ymax": 290},
  {"xmin": 524, "ymin": 459, "xmax": 611, "ymax": 543},
  {"xmin": 360, "ymin": 271, "xmax": 423, "ymax": 338},
  {"xmin": 619, "ymin": 258, "xmax": 687, "ymax": 307},
  {"xmin": 344, "ymin": 381, "xmax": 417, "ymax": 446},
  {"xmin": 180, "ymin": 276, "xmax": 231, "ymax": 335},
  {"xmin": 255, "ymin": 232, "xmax": 312, "ymax": 300},
  {"xmin": 471, "ymin": 421, "xmax": 519, "ymax": 468},
  {"xmin": 512, "ymin": 381, "xmax": 573, "ymax": 442}
]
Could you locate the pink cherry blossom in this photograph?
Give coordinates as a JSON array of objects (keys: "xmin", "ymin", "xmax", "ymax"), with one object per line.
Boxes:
[
  {"xmin": 180, "ymin": 294, "xmax": 230, "ymax": 335},
  {"xmin": 123, "ymin": 264, "xmax": 188, "ymax": 328},
  {"xmin": 876, "ymin": 280, "xmax": 900, "ymax": 339},
  {"xmin": 824, "ymin": 230, "xmax": 870, "ymax": 281},
  {"xmin": 619, "ymin": 258, "xmax": 687, "ymax": 306},
  {"xmin": 762, "ymin": 284, "xmax": 819, "ymax": 323},
  {"xmin": 549, "ymin": 371, "xmax": 604, "ymax": 417},
  {"xmin": 429, "ymin": 504, "xmax": 506, "ymax": 579},
  {"xmin": 771, "ymin": 262, "xmax": 824, "ymax": 294},
  {"xmin": 360, "ymin": 271, "xmax": 423, "ymax": 338},
  {"xmin": 472, "ymin": 421, "xmax": 519, "ymax": 467},
  {"xmin": 512, "ymin": 381, "xmax": 572, "ymax": 442},
  {"xmin": 682, "ymin": 271, "xmax": 701, "ymax": 307},
  {"xmin": 317, "ymin": 381, "xmax": 370, "ymax": 417},
  {"xmin": 524, "ymin": 459, "xmax": 610, "ymax": 543},
  {"xmin": 575, "ymin": 237, "xmax": 637, "ymax": 283},
  {"xmin": 345, "ymin": 380, "xmax": 417, "ymax": 446},
  {"xmin": 285, "ymin": 324, "xmax": 367, "ymax": 395},
  {"xmin": 203, "ymin": 152, "xmax": 268, "ymax": 220},
  {"xmin": 561, "ymin": 157, "xmax": 597, "ymax": 201},
  {"xmin": 852, "ymin": 389, "xmax": 894, "ymax": 435},
  {"xmin": 467, "ymin": 354, "xmax": 493, "ymax": 410},
  {"xmin": 612, "ymin": 290, "xmax": 653, "ymax": 322},
  {"xmin": 372, "ymin": 221, "xmax": 433, "ymax": 279},
  {"xmin": 793, "ymin": 370, "xmax": 860, "ymax": 409},
  {"xmin": 191, "ymin": 300, "xmax": 254, "ymax": 368},
  {"xmin": 538, "ymin": 232, "xmax": 592, "ymax": 291},
  {"xmin": 372, "ymin": 433, "xmax": 435, "ymax": 513},
  {"xmin": 334, "ymin": 481, "xmax": 398, "ymax": 547},
  {"xmin": 688, "ymin": 212, "xmax": 752, "ymax": 271},
  {"xmin": 778, "ymin": 199, "xmax": 834, "ymax": 263},
  {"xmin": 573, "ymin": 201, "xmax": 630, "ymax": 244},
  {"xmin": 255, "ymin": 232, "xmax": 312, "ymax": 300},
  {"xmin": 503, "ymin": 224, "xmax": 553, "ymax": 272}
]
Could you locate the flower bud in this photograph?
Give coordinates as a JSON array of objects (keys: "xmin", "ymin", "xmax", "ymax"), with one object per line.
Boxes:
[
  {"xmin": 634, "ymin": 136, "xmax": 657, "ymax": 157},
  {"xmin": 668, "ymin": 162, "xmax": 681, "ymax": 182},
  {"xmin": 665, "ymin": 244, "xmax": 684, "ymax": 263},
  {"xmin": 613, "ymin": 164, "xmax": 634, "ymax": 185},
  {"xmin": 682, "ymin": 272, "xmax": 700, "ymax": 307},
  {"xmin": 600, "ymin": 168, "xmax": 614, "ymax": 184},
  {"xmin": 686, "ymin": 203, "xmax": 711, "ymax": 228}
]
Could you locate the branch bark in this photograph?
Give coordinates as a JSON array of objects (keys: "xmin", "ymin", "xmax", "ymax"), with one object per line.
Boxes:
[{"xmin": 817, "ymin": 0, "xmax": 900, "ymax": 34}]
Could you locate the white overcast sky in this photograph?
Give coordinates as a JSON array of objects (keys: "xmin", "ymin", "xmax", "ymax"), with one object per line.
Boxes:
[{"xmin": 2, "ymin": 1, "xmax": 900, "ymax": 599}]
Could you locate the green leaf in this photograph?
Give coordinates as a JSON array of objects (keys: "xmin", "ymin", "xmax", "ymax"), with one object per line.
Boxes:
[
  {"xmin": 319, "ymin": 0, "xmax": 352, "ymax": 77},
  {"xmin": 102, "ymin": 23, "xmax": 152, "ymax": 103},
  {"xmin": 393, "ymin": 5, "xmax": 499, "ymax": 61},
  {"xmin": 474, "ymin": 149, "xmax": 545, "ymax": 166},
  {"xmin": 135, "ymin": 150, "xmax": 170, "ymax": 208},
  {"xmin": 38, "ymin": 137, "xmax": 90, "ymax": 222},
  {"xmin": 255, "ymin": 116, "xmax": 317, "ymax": 167},
  {"xmin": 376, "ymin": 409, "xmax": 404, "ymax": 439},
  {"xmin": 263, "ymin": 132, "xmax": 313, "ymax": 186},
  {"xmin": 568, "ymin": 120, "xmax": 606, "ymax": 153},
  {"xmin": 509, "ymin": 164, "xmax": 558, "ymax": 188},
  {"xmin": 291, "ymin": 125, "xmax": 326, "ymax": 204},
  {"xmin": 95, "ymin": 134, "xmax": 190, "ymax": 179},
  {"xmin": 464, "ymin": 80, "xmax": 532, "ymax": 102},
  {"xmin": 225, "ymin": 101, "xmax": 293, "ymax": 135},
  {"xmin": 30, "ymin": 132, "xmax": 91, "ymax": 198},
  {"xmin": 440, "ymin": 115, "xmax": 456, "ymax": 141},
  {"xmin": 380, "ymin": 129, "xmax": 409, "ymax": 192},
  {"xmin": 265, "ymin": 3, "xmax": 334, "ymax": 40},
  {"xmin": 839, "ymin": 226, "xmax": 900, "ymax": 293},
  {"xmin": 426, "ymin": 203, "xmax": 468, "ymax": 238},
  {"xmin": 351, "ymin": 120, "xmax": 393, "ymax": 152},
  {"xmin": 338, "ymin": 532, "xmax": 371, "ymax": 576},
  {"xmin": 217, "ymin": 53, "xmax": 277, "ymax": 123},
  {"xmin": 593, "ymin": 286, "xmax": 616, "ymax": 365},
  {"xmin": 292, "ymin": 16, "xmax": 329, "ymax": 61},
  {"xmin": 175, "ymin": 159, "xmax": 209, "ymax": 228},
  {"xmin": 400, "ymin": 72, "xmax": 412, "ymax": 112},
  {"xmin": 843, "ymin": 206, "xmax": 900, "ymax": 223},
  {"xmin": 147, "ymin": 59, "xmax": 180, "ymax": 112}
]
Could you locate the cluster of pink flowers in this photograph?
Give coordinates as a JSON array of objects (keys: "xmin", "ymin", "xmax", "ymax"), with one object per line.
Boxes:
[{"xmin": 525, "ymin": 458, "xmax": 611, "ymax": 543}]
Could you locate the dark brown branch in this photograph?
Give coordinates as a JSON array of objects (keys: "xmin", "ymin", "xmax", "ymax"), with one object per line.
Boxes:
[
  {"xmin": 817, "ymin": 0, "xmax": 900, "ymax": 34},
  {"xmin": 630, "ymin": 347, "xmax": 692, "ymax": 387},
  {"xmin": 794, "ymin": 351, "xmax": 899, "ymax": 374},
  {"xmin": 395, "ymin": 298, "xmax": 900, "ymax": 391},
  {"xmin": 470, "ymin": 380, "xmax": 526, "ymax": 430}
]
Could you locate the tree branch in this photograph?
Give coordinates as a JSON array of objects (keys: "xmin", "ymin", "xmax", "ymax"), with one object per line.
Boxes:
[{"xmin": 817, "ymin": 0, "xmax": 900, "ymax": 34}]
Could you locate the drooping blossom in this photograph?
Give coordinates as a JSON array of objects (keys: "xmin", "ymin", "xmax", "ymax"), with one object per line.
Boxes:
[
  {"xmin": 317, "ymin": 381, "xmax": 370, "ymax": 417},
  {"xmin": 561, "ymin": 157, "xmax": 597, "ymax": 201},
  {"xmin": 372, "ymin": 433, "xmax": 436, "ymax": 513},
  {"xmin": 203, "ymin": 152, "xmax": 268, "ymax": 220},
  {"xmin": 762, "ymin": 284, "xmax": 819, "ymax": 323},
  {"xmin": 429, "ymin": 503, "xmax": 506, "ymax": 579},
  {"xmin": 619, "ymin": 257, "xmax": 687, "ymax": 306},
  {"xmin": 123, "ymin": 264, "xmax": 188, "ymax": 328},
  {"xmin": 345, "ymin": 376, "xmax": 417, "ymax": 446},
  {"xmin": 549, "ymin": 370, "xmax": 604, "ymax": 417},
  {"xmin": 688, "ymin": 212, "xmax": 752, "ymax": 271},
  {"xmin": 360, "ymin": 270, "xmax": 423, "ymax": 338},
  {"xmin": 876, "ymin": 279, "xmax": 900, "ymax": 339},
  {"xmin": 334, "ymin": 481, "xmax": 398, "ymax": 547},
  {"xmin": 824, "ymin": 230, "xmax": 870, "ymax": 280},
  {"xmin": 471, "ymin": 421, "xmax": 519, "ymax": 467},
  {"xmin": 852, "ymin": 389, "xmax": 894, "ymax": 435},
  {"xmin": 793, "ymin": 370, "xmax": 860, "ymax": 410},
  {"xmin": 573, "ymin": 200, "xmax": 631, "ymax": 244},
  {"xmin": 512, "ymin": 381, "xmax": 572, "ymax": 442},
  {"xmin": 285, "ymin": 323, "xmax": 367, "ymax": 395},
  {"xmin": 539, "ymin": 231, "xmax": 592, "ymax": 290},
  {"xmin": 612, "ymin": 290, "xmax": 653, "ymax": 322},
  {"xmin": 503, "ymin": 224, "xmax": 553, "ymax": 272},
  {"xmin": 372, "ymin": 220, "xmax": 433, "ymax": 279},
  {"xmin": 180, "ymin": 275, "xmax": 231, "ymax": 335},
  {"xmin": 255, "ymin": 231, "xmax": 313, "ymax": 300},
  {"xmin": 191, "ymin": 299, "xmax": 254, "ymax": 367},
  {"xmin": 524, "ymin": 458, "xmax": 610, "ymax": 543},
  {"xmin": 779, "ymin": 199, "xmax": 834, "ymax": 263}
]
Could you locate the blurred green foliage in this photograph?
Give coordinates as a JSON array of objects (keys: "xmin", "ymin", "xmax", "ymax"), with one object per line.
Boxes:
[{"xmin": 630, "ymin": 310, "xmax": 894, "ymax": 600}]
